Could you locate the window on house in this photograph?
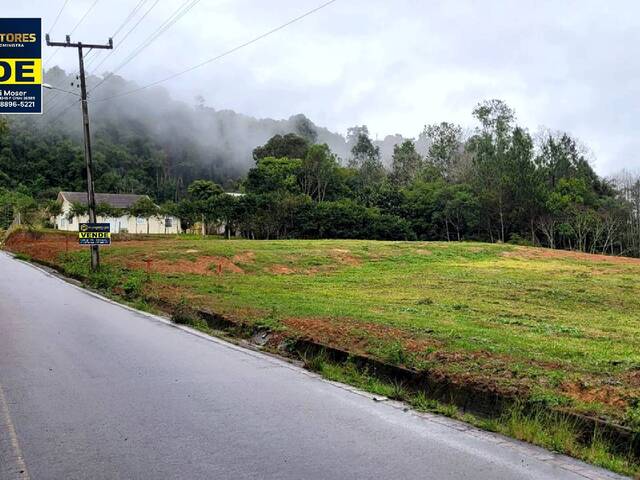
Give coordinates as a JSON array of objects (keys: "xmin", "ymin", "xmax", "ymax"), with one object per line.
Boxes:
[
  {"xmin": 137, "ymin": 217, "xmax": 145, "ymax": 225},
  {"xmin": 165, "ymin": 218, "xmax": 172, "ymax": 228}
]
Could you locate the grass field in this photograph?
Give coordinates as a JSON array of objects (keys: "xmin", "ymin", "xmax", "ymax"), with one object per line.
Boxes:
[{"xmin": 6, "ymin": 230, "xmax": 640, "ymax": 434}]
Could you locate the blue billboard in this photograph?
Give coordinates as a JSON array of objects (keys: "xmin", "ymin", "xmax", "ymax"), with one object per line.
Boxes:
[{"xmin": 0, "ymin": 18, "xmax": 42, "ymax": 114}]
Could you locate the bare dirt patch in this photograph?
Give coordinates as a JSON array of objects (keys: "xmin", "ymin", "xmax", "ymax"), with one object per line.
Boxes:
[
  {"xmin": 146, "ymin": 283, "xmax": 202, "ymax": 303},
  {"xmin": 232, "ymin": 251, "xmax": 255, "ymax": 263},
  {"xmin": 624, "ymin": 370, "xmax": 640, "ymax": 388},
  {"xmin": 561, "ymin": 381, "xmax": 631, "ymax": 409},
  {"xmin": 268, "ymin": 264, "xmax": 296, "ymax": 275},
  {"xmin": 503, "ymin": 246, "xmax": 640, "ymax": 266},
  {"xmin": 329, "ymin": 248, "xmax": 360, "ymax": 266},
  {"xmin": 282, "ymin": 316, "xmax": 440, "ymax": 356},
  {"xmin": 281, "ymin": 316, "xmax": 536, "ymax": 397},
  {"xmin": 265, "ymin": 260, "xmax": 325, "ymax": 275}
]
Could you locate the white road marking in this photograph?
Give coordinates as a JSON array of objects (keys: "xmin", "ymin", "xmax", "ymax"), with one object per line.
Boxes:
[{"xmin": 0, "ymin": 382, "xmax": 30, "ymax": 480}]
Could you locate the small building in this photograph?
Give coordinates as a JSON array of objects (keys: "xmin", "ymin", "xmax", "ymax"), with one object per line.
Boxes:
[{"xmin": 53, "ymin": 191, "xmax": 181, "ymax": 234}]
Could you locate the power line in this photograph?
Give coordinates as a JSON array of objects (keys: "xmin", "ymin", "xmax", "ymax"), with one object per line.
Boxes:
[
  {"xmin": 69, "ymin": 0, "xmax": 100, "ymax": 36},
  {"xmin": 43, "ymin": 92, "xmax": 65, "ymax": 111},
  {"xmin": 112, "ymin": 0, "xmax": 148, "ymax": 38},
  {"xmin": 41, "ymin": 78, "xmax": 81, "ymax": 115},
  {"xmin": 47, "ymin": 0, "xmax": 150, "ymax": 113},
  {"xmin": 89, "ymin": 0, "xmax": 199, "ymax": 93},
  {"xmin": 90, "ymin": 0, "xmax": 192, "ymax": 86},
  {"xmin": 44, "ymin": 0, "xmax": 148, "ymax": 115},
  {"xmin": 44, "ymin": 0, "xmax": 100, "ymax": 66},
  {"xmin": 83, "ymin": 0, "xmax": 147, "ymax": 70},
  {"xmin": 89, "ymin": 0, "xmax": 160, "ymax": 75},
  {"xmin": 48, "ymin": 0, "xmax": 72, "ymax": 35},
  {"xmin": 91, "ymin": 0, "xmax": 338, "ymax": 103},
  {"xmin": 41, "ymin": 96, "xmax": 81, "ymax": 119}
]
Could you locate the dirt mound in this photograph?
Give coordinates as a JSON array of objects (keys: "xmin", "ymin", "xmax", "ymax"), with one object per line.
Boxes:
[
  {"xmin": 127, "ymin": 255, "xmax": 243, "ymax": 275},
  {"xmin": 4, "ymin": 231, "xmax": 78, "ymax": 262}
]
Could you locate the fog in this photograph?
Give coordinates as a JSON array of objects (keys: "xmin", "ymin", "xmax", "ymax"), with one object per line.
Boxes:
[{"xmin": 42, "ymin": 67, "xmax": 421, "ymax": 181}]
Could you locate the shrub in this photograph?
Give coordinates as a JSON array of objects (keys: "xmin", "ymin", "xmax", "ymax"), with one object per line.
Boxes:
[
  {"xmin": 508, "ymin": 233, "xmax": 534, "ymax": 246},
  {"xmin": 122, "ymin": 273, "xmax": 146, "ymax": 299},
  {"xmin": 88, "ymin": 268, "xmax": 120, "ymax": 291}
]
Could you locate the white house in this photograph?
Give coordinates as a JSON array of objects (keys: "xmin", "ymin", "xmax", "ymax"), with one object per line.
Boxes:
[{"xmin": 53, "ymin": 191, "xmax": 181, "ymax": 234}]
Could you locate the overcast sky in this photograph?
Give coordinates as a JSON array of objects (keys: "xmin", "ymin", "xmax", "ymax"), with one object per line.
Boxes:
[{"xmin": 14, "ymin": 0, "xmax": 640, "ymax": 175}]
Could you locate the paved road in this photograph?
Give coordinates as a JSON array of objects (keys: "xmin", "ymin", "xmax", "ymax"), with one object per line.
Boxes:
[{"xmin": 0, "ymin": 252, "xmax": 628, "ymax": 480}]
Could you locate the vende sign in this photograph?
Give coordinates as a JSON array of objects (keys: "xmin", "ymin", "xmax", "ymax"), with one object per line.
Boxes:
[
  {"xmin": 79, "ymin": 223, "xmax": 111, "ymax": 246},
  {"xmin": 0, "ymin": 18, "xmax": 42, "ymax": 114}
]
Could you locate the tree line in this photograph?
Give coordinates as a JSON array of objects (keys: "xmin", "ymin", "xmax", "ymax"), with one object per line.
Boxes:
[
  {"xmin": 2, "ymin": 99, "xmax": 640, "ymax": 258},
  {"xmin": 172, "ymin": 100, "xmax": 640, "ymax": 257}
]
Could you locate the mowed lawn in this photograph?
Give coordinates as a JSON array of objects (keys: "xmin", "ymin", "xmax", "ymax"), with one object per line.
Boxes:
[{"xmin": 7, "ymin": 232, "xmax": 640, "ymax": 429}]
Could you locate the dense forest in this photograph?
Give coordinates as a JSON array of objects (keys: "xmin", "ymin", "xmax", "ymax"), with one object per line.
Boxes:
[
  {"xmin": 170, "ymin": 100, "xmax": 640, "ymax": 257},
  {"xmin": 1, "ymin": 68, "xmax": 639, "ymax": 257}
]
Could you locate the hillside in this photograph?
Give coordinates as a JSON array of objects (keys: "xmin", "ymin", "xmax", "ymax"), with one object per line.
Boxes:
[{"xmin": 0, "ymin": 67, "xmax": 417, "ymax": 198}]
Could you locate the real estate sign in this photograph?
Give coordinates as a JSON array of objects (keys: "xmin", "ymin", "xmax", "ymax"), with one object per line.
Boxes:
[
  {"xmin": 0, "ymin": 18, "xmax": 42, "ymax": 114},
  {"xmin": 79, "ymin": 223, "xmax": 111, "ymax": 246}
]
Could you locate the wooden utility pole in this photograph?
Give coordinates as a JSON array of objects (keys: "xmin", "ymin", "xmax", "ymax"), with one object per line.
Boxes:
[{"xmin": 45, "ymin": 34, "xmax": 112, "ymax": 271}]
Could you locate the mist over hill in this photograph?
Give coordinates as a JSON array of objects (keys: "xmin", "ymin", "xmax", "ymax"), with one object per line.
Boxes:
[{"xmin": 40, "ymin": 67, "xmax": 417, "ymax": 183}]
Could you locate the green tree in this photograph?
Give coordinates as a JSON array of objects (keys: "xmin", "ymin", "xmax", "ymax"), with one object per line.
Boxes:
[
  {"xmin": 66, "ymin": 202, "xmax": 87, "ymax": 222},
  {"xmin": 291, "ymin": 114, "xmax": 318, "ymax": 143},
  {"xmin": 187, "ymin": 180, "xmax": 224, "ymax": 235},
  {"xmin": 472, "ymin": 99, "xmax": 515, "ymax": 142},
  {"xmin": 506, "ymin": 127, "xmax": 544, "ymax": 243},
  {"xmin": 252, "ymin": 133, "xmax": 310, "ymax": 161},
  {"xmin": 245, "ymin": 157, "xmax": 302, "ymax": 195},
  {"xmin": 348, "ymin": 129, "xmax": 386, "ymax": 196},
  {"xmin": 390, "ymin": 140, "xmax": 422, "ymax": 187},
  {"xmin": 422, "ymin": 122, "xmax": 464, "ymax": 180},
  {"xmin": 95, "ymin": 201, "xmax": 119, "ymax": 218},
  {"xmin": 46, "ymin": 199, "xmax": 63, "ymax": 219},
  {"xmin": 129, "ymin": 197, "xmax": 159, "ymax": 234},
  {"xmin": 0, "ymin": 189, "xmax": 37, "ymax": 228},
  {"xmin": 440, "ymin": 184, "xmax": 479, "ymax": 241},
  {"xmin": 298, "ymin": 144, "xmax": 339, "ymax": 201},
  {"xmin": 468, "ymin": 99, "xmax": 517, "ymax": 242}
]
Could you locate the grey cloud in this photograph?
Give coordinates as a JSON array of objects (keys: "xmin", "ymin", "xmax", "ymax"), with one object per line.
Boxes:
[{"xmin": 15, "ymin": 0, "xmax": 640, "ymax": 175}]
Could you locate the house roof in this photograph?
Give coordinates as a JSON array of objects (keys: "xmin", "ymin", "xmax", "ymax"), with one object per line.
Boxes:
[{"xmin": 59, "ymin": 192, "xmax": 150, "ymax": 209}]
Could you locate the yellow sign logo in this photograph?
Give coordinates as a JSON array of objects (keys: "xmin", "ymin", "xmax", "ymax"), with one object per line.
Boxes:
[
  {"xmin": 0, "ymin": 58, "xmax": 42, "ymax": 84},
  {"xmin": 0, "ymin": 33, "xmax": 37, "ymax": 43},
  {"xmin": 78, "ymin": 232, "xmax": 111, "ymax": 239}
]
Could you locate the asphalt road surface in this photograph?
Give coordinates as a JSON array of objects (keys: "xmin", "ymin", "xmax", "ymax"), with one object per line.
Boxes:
[{"xmin": 0, "ymin": 252, "xmax": 628, "ymax": 479}]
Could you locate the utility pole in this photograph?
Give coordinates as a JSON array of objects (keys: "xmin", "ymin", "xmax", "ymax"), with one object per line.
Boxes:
[{"xmin": 45, "ymin": 34, "xmax": 113, "ymax": 271}]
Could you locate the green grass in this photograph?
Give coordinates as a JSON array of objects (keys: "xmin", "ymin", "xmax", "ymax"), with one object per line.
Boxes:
[
  {"xmin": 13, "ymin": 252, "xmax": 32, "ymax": 261},
  {"xmin": 22, "ymin": 237, "xmax": 640, "ymax": 425}
]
